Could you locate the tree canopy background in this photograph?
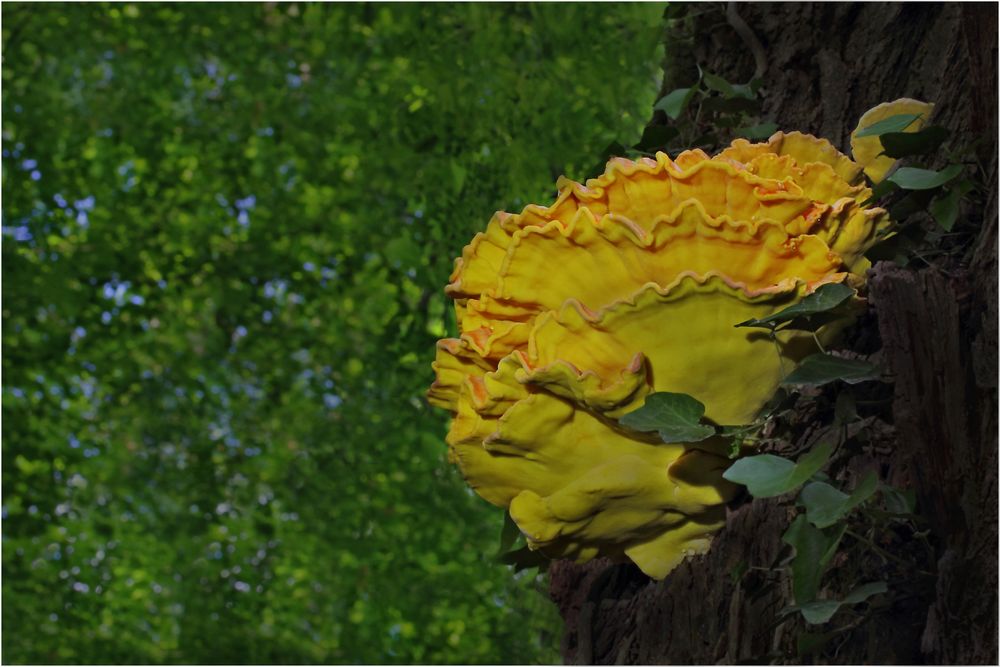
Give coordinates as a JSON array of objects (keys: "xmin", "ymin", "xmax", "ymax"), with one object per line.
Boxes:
[{"xmin": 1, "ymin": 3, "xmax": 665, "ymax": 663}]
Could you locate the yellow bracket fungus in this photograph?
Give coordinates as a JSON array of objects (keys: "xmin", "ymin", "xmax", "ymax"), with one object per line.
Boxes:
[{"xmin": 429, "ymin": 122, "xmax": 894, "ymax": 580}]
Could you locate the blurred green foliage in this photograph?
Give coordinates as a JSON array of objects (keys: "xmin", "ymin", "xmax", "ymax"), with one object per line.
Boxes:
[{"xmin": 1, "ymin": 3, "xmax": 663, "ymax": 663}]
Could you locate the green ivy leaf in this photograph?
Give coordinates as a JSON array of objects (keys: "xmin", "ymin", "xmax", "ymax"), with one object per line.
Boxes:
[
  {"xmin": 880, "ymin": 483, "xmax": 917, "ymax": 515},
  {"xmin": 618, "ymin": 392, "xmax": 716, "ymax": 442},
  {"xmin": 701, "ymin": 96, "xmax": 760, "ymax": 114},
  {"xmin": 929, "ymin": 186, "xmax": 959, "ymax": 231},
  {"xmin": 723, "ymin": 442, "xmax": 832, "ymax": 498},
  {"xmin": 782, "ymin": 354, "xmax": 878, "ymax": 386},
  {"xmin": 497, "ymin": 510, "xmax": 523, "ymax": 555},
  {"xmin": 800, "ymin": 482, "xmax": 849, "ymax": 527},
  {"xmin": 587, "ymin": 141, "xmax": 628, "ymax": 178},
  {"xmin": 635, "ymin": 125, "xmax": 679, "ymax": 151},
  {"xmin": 864, "ymin": 223, "xmax": 925, "ymax": 267},
  {"xmin": 495, "ymin": 545, "xmax": 549, "ymax": 573},
  {"xmin": 833, "ymin": 391, "xmax": 858, "ymax": 428},
  {"xmin": 781, "ymin": 514, "xmax": 846, "ymax": 603},
  {"xmin": 729, "ymin": 82, "xmax": 757, "ymax": 100},
  {"xmin": 887, "ymin": 164, "xmax": 963, "ymax": 190},
  {"xmin": 888, "ymin": 188, "xmax": 938, "ymax": 219},
  {"xmin": 854, "ymin": 112, "xmax": 922, "ymax": 138},
  {"xmin": 735, "ymin": 283, "xmax": 855, "ymax": 329},
  {"xmin": 736, "ymin": 122, "xmax": 779, "ymax": 141},
  {"xmin": 702, "ymin": 70, "xmax": 736, "ymax": 97},
  {"xmin": 878, "ymin": 126, "xmax": 949, "ymax": 158},
  {"xmin": 797, "ymin": 630, "xmax": 837, "ymax": 656},
  {"xmin": 860, "ymin": 178, "xmax": 900, "ymax": 206},
  {"xmin": 842, "ymin": 580, "xmax": 888, "ymax": 605},
  {"xmin": 729, "ymin": 559, "xmax": 748, "ymax": 584},
  {"xmin": 796, "ymin": 581, "xmax": 888, "ymax": 624},
  {"xmin": 847, "ymin": 470, "xmax": 879, "ymax": 506},
  {"xmin": 798, "ymin": 600, "xmax": 841, "ymax": 625},
  {"xmin": 801, "ymin": 471, "xmax": 877, "ymax": 528},
  {"xmin": 654, "ymin": 87, "xmax": 696, "ymax": 120}
]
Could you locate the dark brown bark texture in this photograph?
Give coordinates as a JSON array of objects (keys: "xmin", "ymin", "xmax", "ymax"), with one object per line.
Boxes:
[{"xmin": 548, "ymin": 3, "xmax": 997, "ymax": 664}]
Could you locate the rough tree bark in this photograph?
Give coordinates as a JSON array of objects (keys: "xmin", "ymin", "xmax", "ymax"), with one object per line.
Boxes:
[{"xmin": 548, "ymin": 3, "xmax": 997, "ymax": 664}]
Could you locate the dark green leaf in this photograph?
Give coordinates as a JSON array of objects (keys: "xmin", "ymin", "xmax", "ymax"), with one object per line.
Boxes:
[
  {"xmin": 729, "ymin": 82, "xmax": 757, "ymax": 100},
  {"xmin": 782, "ymin": 354, "xmax": 878, "ymax": 386},
  {"xmin": 781, "ymin": 514, "xmax": 846, "ymax": 603},
  {"xmin": 498, "ymin": 510, "xmax": 523, "ymax": 555},
  {"xmin": 833, "ymin": 391, "xmax": 857, "ymax": 428},
  {"xmin": 801, "ymin": 472, "xmax": 876, "ymax": 528},
  {"xmin": 702, "ymin": 70, "xmax": 735, "ymax": 97},
  {"xmin": 635, "ymin": 125, "xmax": 679, "ymax": 151},
  {"xmin": 797, "ymin": 581, "xmax": 887, "ymax": 624},
  {"xmin": 691, "ymin": 132, "xmax": 719, "ymax": 147},
  {"xmin": 654, "ymin": 87, "xmax": 696, "ymax": 120},
  {"xmin": 860, "ymin": 178, "xmax": 900, "ymax": 206},
  {"xmin": 798, "ymin": 600, "xmax": 842, "ymax": 624},
  {"xmin": 865, "ymin": 225, "xmax": 924, "ymax": 266},
  {"xmin": 735, "ymin": 283, "xmax": 855, "ymax": 329},
  {"xmin": 618, "ymin": 392, "xmax": 715, "ymax": 442},
  {"xmin": 736, "ymin": 122, "xmax": 779, "ymax": 141},
  {"xmin": 724, "ymin": 454, "xmax": 793, "ymax": 496},
  {"xmin": 712, "ymin": 114, "xmax": 744, "ymax": 129},
  {"xmin": 723, "ymin": 442, "xmax": 832, "ymax": 498},
  {"xmin": 888, "ymin": 164, "xmax": 963, "ymax": 190},
  {"xmin": 801, "ymin": 482, "xmax": 849, "ymax": 528},
  {"xmin": 846, "ymin": 471, "xmax": 878, "ymax": 510},
  {"xmin": 729, "ymin": 560, "xmax": 748, "ymax": 584},
  {"xmin": 888, "ymin": 188, "xmax": 938, "ymax": 219},
  {"xmin": 496, "ymin": 545, "xmax": 549, "ymax": 573},
  {"xmin": 878, "ymin": 126, "xmax": 949, "ymax": 158},
  {"xmin": 880, "ymin": 483, "xmax": 917, "ymax": 514},
  {"xmin": 588, "ymin": 141, "xmax": 629, "ymax": 178},
  {"xmin": 797, "ymin": 630, "xmax": 837, "ymax": 655},
  {"xmin": 930, "ymin": 187, "xmax": 961, "ymax": 231},
  {"xmin": 954, "ymin": 178, "xmax": 977, "ymax": 195},
  {"xmin": 701, "ymin": 96, "xmax": 760, "ymax": 114},
  {"xmin": 842, "ymin": 581, "xmax": 888, "ymax": 605},
  {"xmin": 854, "ymin": 113, "xmax": 922, "ymax": 138}
]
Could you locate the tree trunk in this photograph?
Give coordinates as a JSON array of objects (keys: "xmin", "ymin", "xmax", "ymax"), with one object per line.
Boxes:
[{"xmin": 548, "ymin": 3, "xmax": 997, "ymax": 664}]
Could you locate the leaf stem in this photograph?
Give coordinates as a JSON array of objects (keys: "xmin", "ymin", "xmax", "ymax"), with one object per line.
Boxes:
[
  {"xmin": 770, "ymin": 330, "xmax": 787, "ymax": 379},
  {"xmin": 844, "ymin": 528, "xmax": 935, "ymax": 576},
  {"xmin": 811, "ymin": 332, "xmax": 826, "ymax": 354}
]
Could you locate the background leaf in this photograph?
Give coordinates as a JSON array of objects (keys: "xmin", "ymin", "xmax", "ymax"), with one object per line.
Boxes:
[{"xmin": 0, "ymin": 4, "xmax": 666, "ymax": 663}]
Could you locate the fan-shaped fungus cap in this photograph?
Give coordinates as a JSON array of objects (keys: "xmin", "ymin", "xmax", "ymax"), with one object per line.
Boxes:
[{"xmin": 429, "ymin": 129, "xmax": 890, "ymax": 580}]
